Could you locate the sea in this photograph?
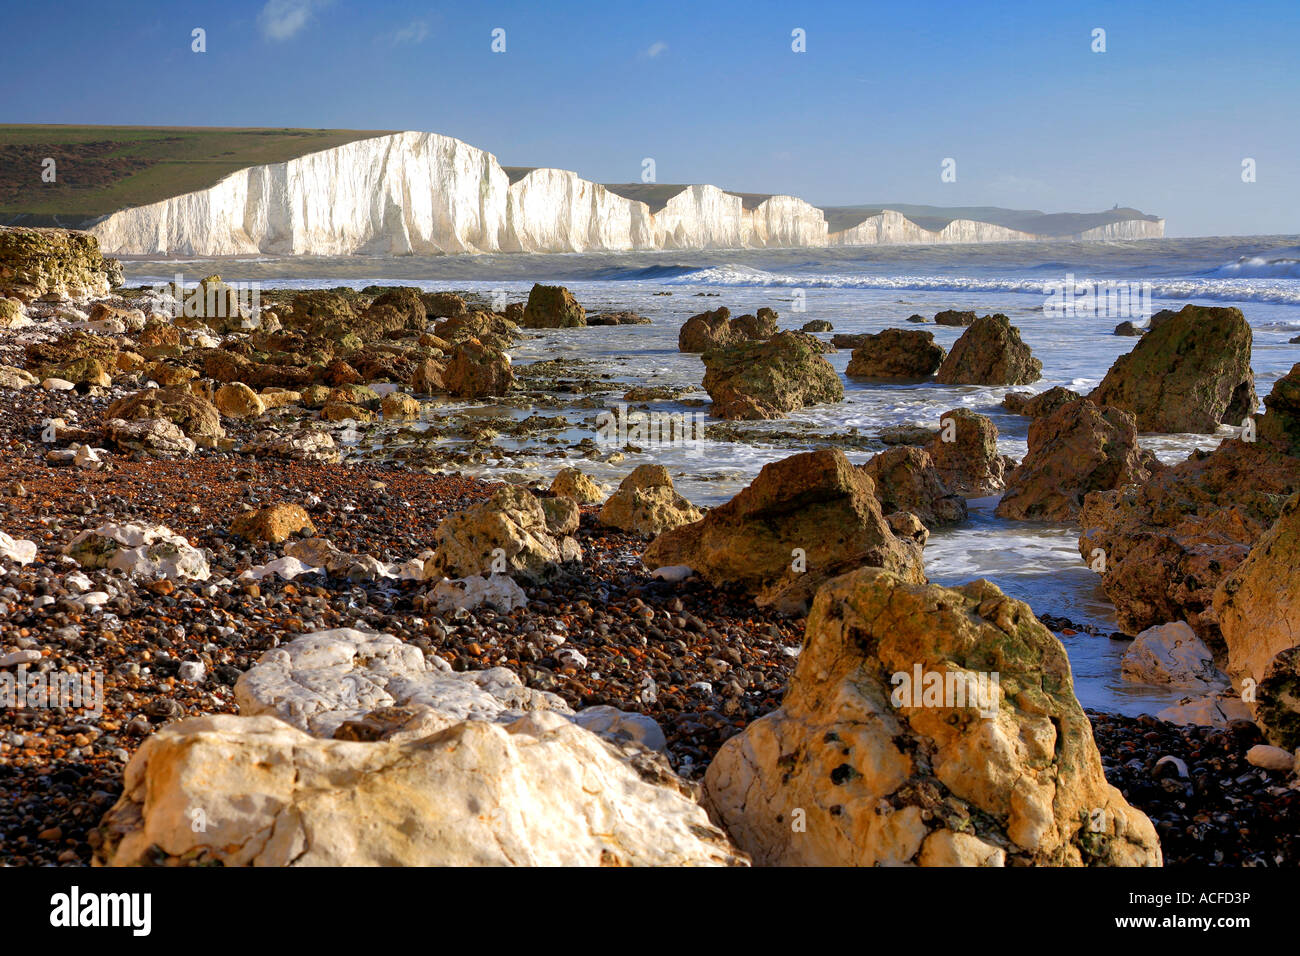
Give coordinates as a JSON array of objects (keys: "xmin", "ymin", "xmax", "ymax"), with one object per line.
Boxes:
[{"xmin": 122, "ymin": 235, "xmax": 1300, "ymax": 716}]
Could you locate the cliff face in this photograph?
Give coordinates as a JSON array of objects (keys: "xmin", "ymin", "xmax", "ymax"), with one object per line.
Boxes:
[{"xmin": 90, "ymin": 131, "xmax": 1164, "ymax": 256}]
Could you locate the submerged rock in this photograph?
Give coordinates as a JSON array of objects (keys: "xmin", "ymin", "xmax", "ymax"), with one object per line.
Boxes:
[
  {"xmin": 702, "ymin": 331, "xmax": 843, "ymax": 420},
  {"xmin": 845, "ymin": 329, "xmax": 946, "ymax": 380},
  {"xmin": 703, "ymin": 568, "xmax": 1161, "ymax": 866}
]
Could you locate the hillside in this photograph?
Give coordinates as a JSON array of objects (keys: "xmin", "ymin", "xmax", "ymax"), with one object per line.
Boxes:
[{"xmin": 0, "ymin": 125, "xmax": 394, "ymax": 227}]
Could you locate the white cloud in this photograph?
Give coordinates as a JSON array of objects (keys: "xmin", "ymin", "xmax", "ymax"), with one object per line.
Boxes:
[
  {"xmin": 645, "ymin": 41, "xmax": 668, "ymax": 58},
  {"xmin": 258, "ymin": 0, "xmax": 328, "ymax": 42},
  {"xmin": 390, "ymin": 19, "xmax": 430, "ymax": 46}
]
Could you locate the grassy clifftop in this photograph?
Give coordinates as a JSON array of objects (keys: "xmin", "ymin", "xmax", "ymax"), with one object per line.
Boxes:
[{"xmin": 0, "ymin": 125, "xmax": 394, "ymax": 227}]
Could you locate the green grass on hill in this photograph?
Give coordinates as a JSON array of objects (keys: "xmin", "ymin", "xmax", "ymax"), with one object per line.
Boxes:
[{"xmin": 0, "ymin": 125, "xmax": 395, "ymax": 227}]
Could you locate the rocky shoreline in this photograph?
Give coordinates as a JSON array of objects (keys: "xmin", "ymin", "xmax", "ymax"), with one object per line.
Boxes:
[{"xmin": 1, "ymin": 225, "xmax": 1297, "ymax": 867}]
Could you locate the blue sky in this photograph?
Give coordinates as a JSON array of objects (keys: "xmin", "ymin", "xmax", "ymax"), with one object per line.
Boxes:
[{"xmin": 3, "ymin": 0, "xmax": 1297, "ymax": 236}]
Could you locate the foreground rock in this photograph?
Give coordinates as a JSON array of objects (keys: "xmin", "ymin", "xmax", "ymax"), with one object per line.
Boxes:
[
  {"xmin": 845, "ymin": 329, "xmax": 945, "ymax": 380},
  {"xmin": 425, "ymin": 485, "xmax": 582, "ymax": 583},
  {"xmin": 94, "ymin": 712, "xmax": 744, "ymax": 866},
  {"xmin": 1089, "ymin": 304, "xmax": 1256, "ymax": 433},
  {"xmin": 597, "ymin": 465, "xmax": 702, "ymax": 536},
  {"xmin": 935, "ymin": 314, "xmax": 1042, "ymax": 386},
  {"xmin": 703, "ymin": 568, "xmax": 1161, "ymax": 866},
  {"xmin": 997, "ymin": 400, "xmax": 1151, "ymax": 521},
  {"xmin": 1215, "ymin": 492, "xmax": 1300, "ymax": 747},
  {"xmin": 702, "ymin": 331, "xmax": 842, "ymax": 420},
  {"xmin": 643, "ymin": 449, "xmax": 924, "ymax": 613}
]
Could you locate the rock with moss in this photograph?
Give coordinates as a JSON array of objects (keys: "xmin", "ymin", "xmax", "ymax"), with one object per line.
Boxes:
[
  {"xmin": 935, "ymin": 314, "xmax": 1042, "ymax": 386},
  {"xmin": 642, "ymin": 448, "xmax": 924, "ymax": 613},
  {"xmin": 703, "ymin": 567, "xmax": 1161, "ymax": 866},
  {"xmin": 522, "ymin": 283, "xmax": 585, "ymax": 328},
  {"xmin": 702, "ymin": 331, "xmax": 843, "ymax": 420},
  {"xmin": 1089, "ymin": 304, "xmax": 1256, "ymax": 434},
  {"xmin": 106, "ymin": 388, "xmax": 225, "ymax": 447},
  {"xmin": 846, "ymin": 329, "xmax": 946, "ymax": 380},
  {"xmin": 597, "ymin": 465, "xmax": 702, "ymax": 537},
  {"xmin": 0, "ymin": 226, "xmax": 117, "ymax": 301},
  {"xmin": 859, "ymin": 446, "xmax": 967, "ymax": 528}
]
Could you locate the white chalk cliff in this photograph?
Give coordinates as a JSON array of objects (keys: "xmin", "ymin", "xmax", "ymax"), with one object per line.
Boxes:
[{"xmin": 91, "ymin": 131, "xmax": 1164, "ymax": 256}]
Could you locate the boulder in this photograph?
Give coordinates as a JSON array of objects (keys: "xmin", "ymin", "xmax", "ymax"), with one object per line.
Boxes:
[
  {"xmin": 926, "ymin": 408, "xmax": 1008, "ymax": 497},
  {"xmin": 521, "ymin": 283, "xmax": 585, "ymax": 328},
  {"xmin": 445, "ymin": 339, "xmax": 514, "ymax": 398},
  {"xmin": 0, "ymin": 297, "xmax": 29, "ymax": 329},
  {"xmin": 409, "ymin": 356, "xmax": 447, "ymax": 394},
  {"xmin": 997, "ymin": 400, "xmax": 1151, "ymax": 521},
  {"xmin": 214, "ymin": 382, "xmax": 266, "ymax": 419},
  {"xmin": 540, "ymin": 495, "xmax": 581, "ymax": 536},
  {"xmin": 0, "ymin": 531, "xmax": 37, "ymax": 565},
  {"xmin": 597, "ymin": 465, "xmax": 702, "ymax": 537},
  {"xmin": 103, "ymin": 417, "xmax": 195, "ymax": 458},
  {"xmin": 93, "ymin": 712, "xmax": 744, "ymax": 867},
  {"xmin": 800, "ymin": 319, "xmax": 833, "ymax": 333},
  {"xmin": 1215, "ymin": 492, "xmax": 1300, "ymax": 747},
  {"xmin": 65, "ymin": 522, "xmax": 209, "ymax": 582},
  {"xmin": 732, "ymin": 308, "xmax": 779, "ymax": 339},
  {"xmin": 0, "ymin": 226, "xmax": 117, "ymax": 301},
  {"xmin": 105, "ymin": 388, "xmax": 225, "ymax": 447},
  {"xmin": 1078, "ymin": 436, "xmax": 1299, "ymax": 642},
  {"xmin": 679, "ymin": 307, "xmax": 741, "ymax": 353},
  {"xmin": 934, "ymin": 309, "xmax": 976, "ymax": 326},
  {"xmin": 380, "ymin": 392, "xmax": 421, "ymax": 420},
  {"xmin": 429, "ymin": 574, "xmax": 528, "ymax": 614},
  {"xmin": 0, "ymin": 365, "xmax": 37, "ymax": 390},
  {"xmin": 1120, "ymin": 622, "xmax": 1227, "ymax": 687},
  {"xmin": 549, "ymin": 467, "xmax": 603, "ymax": 504},
  {"xmin": 860, "ymin": 446, "xmax": 967, "ymax": 528},
  {"xmin": 426, "ymin": 485, "xmax": 582, "ymax": 583},
  {"xmin": 702, "ymin": 331, "xmax": 843, "ymax": 420},
  {"xmin": 845, "ymin": 329, "xmax": 946, "ymax": 380},
  {"xmin": 421, "ymin": 291, "xmax": 466, "ymax": 318},
  {"xmin": 1002, "ymin": 386, "xmax": 1082, "ymax": 418},
  {"xmin": 587, "ymin": 311, "xmax": 651, "ymax": 326},
  {"xmin": 433, "ymin": 310, "xmax": 517, "ymax": 351},
  {"xmin": 935, "ymin": 314, "xmax": 1042, "ymax": 386},
  {"xmin": 230, "ymin": 503, "xmax": 316, "ymax": 545},
  {"xmin": 642, "ymin": 449, "xmax": 924, "ymax": 613},
  {"xmin": 234, "ymin": 629, "xmax": 569, "ymax": 737},
  {"xmin": 1089, "ymin": 304, "xmax": 1256, "ymax": 433},
  {"xmin": 1258, "ymin": 361, "xmax": 1300, "ymax": 455},
  {"xmin": 703, "ymin": 568, "xmax": 1160, "ymax": 866}
]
